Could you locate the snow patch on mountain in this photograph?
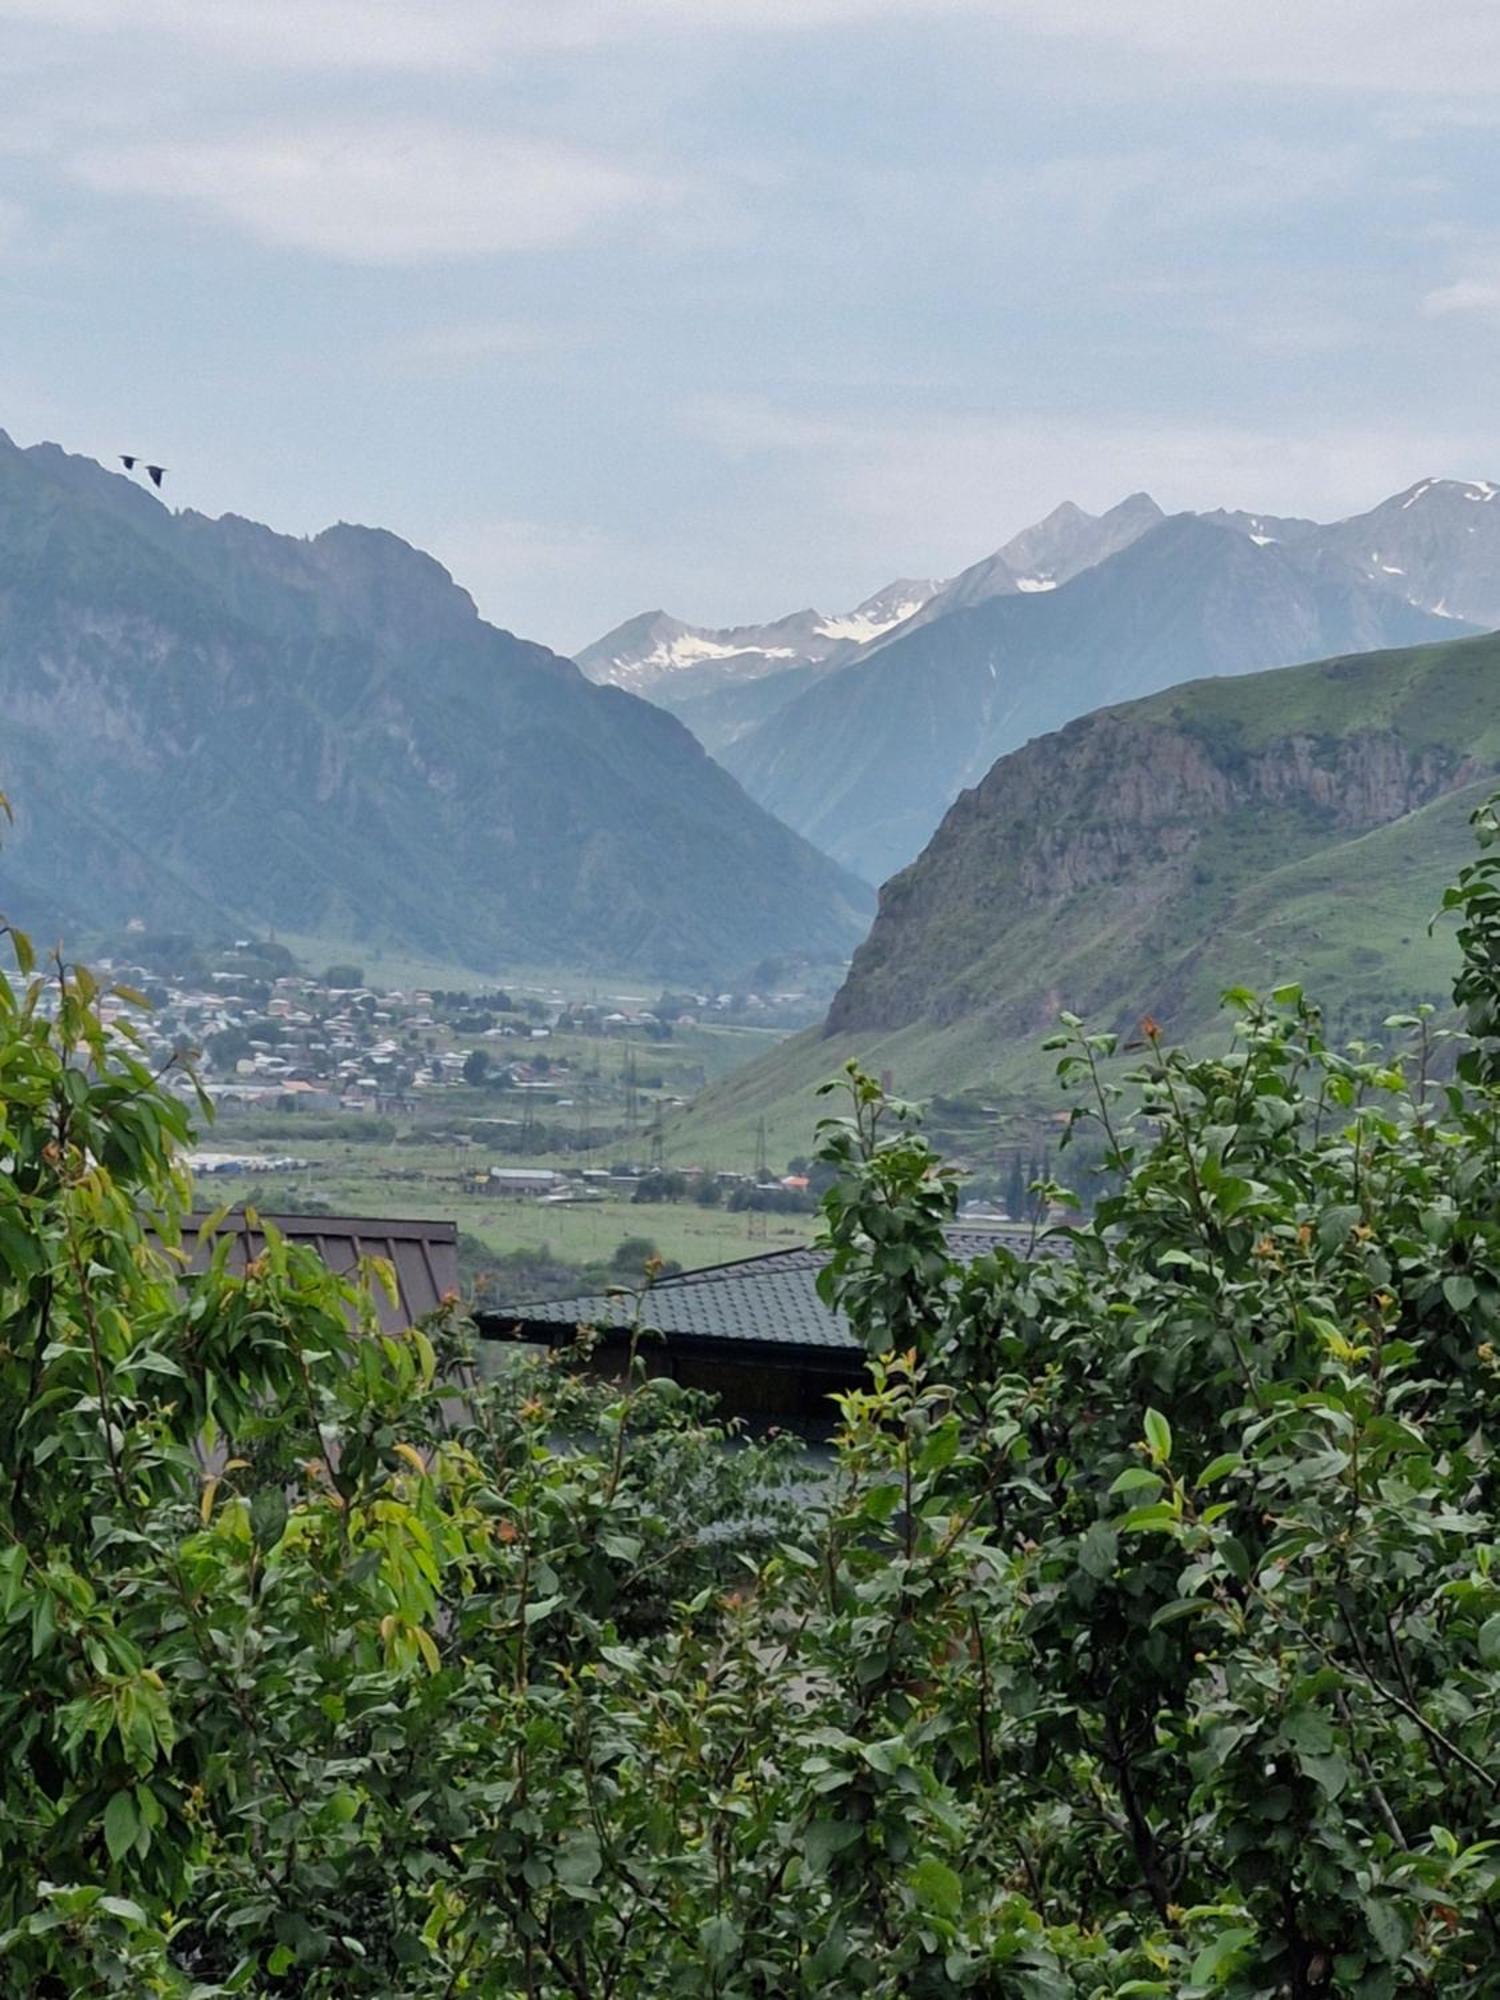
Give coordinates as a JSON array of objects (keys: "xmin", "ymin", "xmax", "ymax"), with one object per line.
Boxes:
[{"xmin": 817, "ymin": 598, "xmax": 931, "ymax": 643}]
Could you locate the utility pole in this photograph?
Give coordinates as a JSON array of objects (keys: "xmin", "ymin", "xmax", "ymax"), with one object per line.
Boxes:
[{"xmin": 622, "ymin": 1046, "xmax": 640, "ymax": 1155}]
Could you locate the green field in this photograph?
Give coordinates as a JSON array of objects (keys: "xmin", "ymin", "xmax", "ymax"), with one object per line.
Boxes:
[
  {"xmin": 195, "ymin": 1140, "xmax": 813, "ymax": 1292},
  {"xmin": 192, "ymin": 1015, "xmax": 817, "ymax": 1292}
]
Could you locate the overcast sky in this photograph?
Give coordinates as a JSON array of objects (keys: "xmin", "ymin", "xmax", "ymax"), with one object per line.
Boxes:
[{"xmin": 5, "ymin": 0, "xmax": 1500, "ymax": 651}]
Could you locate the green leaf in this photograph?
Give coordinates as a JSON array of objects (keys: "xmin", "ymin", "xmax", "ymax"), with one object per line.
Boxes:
[
  {"xmin": 1443, "ymin": 1273, "xmax": 1477, "ymax": 1314},
  {"xmin": 1477, "ymin": 1612, "xmax": 1500, "ymax": 1667},
  {"xmin": 1280, "ymin": 1709, "xmax": 1334, "ymax": 1755},
  {"xmin": 97, "ymin": 1896, "xmax": 147, "ymax": 1923},
  {"xmin": 1299, "ymin": 1751, "xmax": 1350, "ymax": 1799},
  {"xmin": 1120, "ymin": 1502, "xmax": 1179, "ymax": 1533},
  {"xmin": 31, "ymin": 1592, "xmax": 55, "ymax": 1660},
  {"xmin": 1078, "ymin": 1520, "xmax": 1119, "ymax": 1580},
  {"xmin": 1190, "ymin": 1927, "xmax": 1256, "ymax": 1985},
  {"xmin": 1143, "ymin": 1408, "xmax": 1172, "ymax": 1465},
  {"xmin": 803, "ymin": 1817, "xmax": 862, "ymax": 1874},
  {"xmin": 860, "ymin": 1737, "xmax": 911, "ymax": 1775},
  {"xmin": 917, "ymin": 1417, "xmax": 960, "ymax": 1476},
  {"xmin": 1150, "ymin": 1598, "xmax": 1204, "ymax": 1629},
  {"xmin": 103, "ymin": 1790, "xmax": 139, "ymax": 1864},
  {"xmin": 1317, "ymin": 1205, "xmax": 1361, "ymax": 1253},
  {"xmin": 1109, "ymin": 1467, "xmax": 1164, "ymax": 1497},
  {"xmin": 910, "ymin": 1856, "xmax": 963, "ymax": 1919},
  {"xmin": 249, "ymin": 1486, "xmax": 288, "ymax": 1551},
  {"xmin": 1195, "ymin": 1452, "xmax": 1243, "ymax": 1488},
  {"xmin": 1363, "ymin": 1898, "xmax": 1408, "ymax": 1964},
  {"xmin": 698, "ymin": 1915, "xmax": 742, "ymax": 1965},
  {"xmin": 555, "ymin": 1832, "xmax": 602, "ymax": 1888}
]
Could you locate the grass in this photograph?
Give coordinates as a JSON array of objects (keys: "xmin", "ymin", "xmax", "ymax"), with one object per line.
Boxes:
[
  {"xmin": 460, "ymin": 1198, "xmax": 812, "ymax": 1275},
  {"xmin": 675, "ymin": 771, "xmax": 1492, "ymax": 1171},
  {"xmin": 196, "ymin": 1145, "xmax": 812, "ymax": 1283}
]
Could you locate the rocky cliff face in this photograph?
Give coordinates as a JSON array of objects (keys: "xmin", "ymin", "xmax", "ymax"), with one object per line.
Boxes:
[{"xmin": 826, "ymin": 636, "xmax": 1499, "ymax": 1039}]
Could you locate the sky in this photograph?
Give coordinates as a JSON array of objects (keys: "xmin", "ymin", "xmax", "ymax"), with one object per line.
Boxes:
[{"xmin": 4, "ymin": 0, "xmax": 1500, "ymax": 652}]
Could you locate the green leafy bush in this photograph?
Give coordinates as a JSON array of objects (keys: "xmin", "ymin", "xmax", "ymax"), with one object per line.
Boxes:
[{"xmin": 5, "ymin": 801, "xmax": 1500, "ymax": 1992}]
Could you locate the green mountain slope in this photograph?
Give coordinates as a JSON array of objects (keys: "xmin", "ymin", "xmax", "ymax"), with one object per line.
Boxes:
[
  {"xmin": 675, "ymin": 630, "xmax": 1500, "ymax": 1165},
  {"xmin": 0, "ymin": 435, "xmax": 871, "ymax": 978}
]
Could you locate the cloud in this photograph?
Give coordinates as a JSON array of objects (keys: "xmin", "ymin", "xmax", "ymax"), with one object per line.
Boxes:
[
  {"xmin": 0, "ymin": 0, "xmax": 579, "ymax": 70},
  {"xmin": 68, "ymin": 124, "xmax": 671, "ymax": 262},
  {"xmin": 1424, "ymin": 275, "xmax": 1500, "ymax": 324},
  {"xmin": 9, "ymin": 0, "xmax": 1500, "ymax": 96},
  {"xmin": 971, "ymin": 140, "xmax": 1367, "ymax": 242},
  {"xmin": 975, "ymin": 0, "xmax": 1500, "ymax": 98},
  {"xmin": 0, "ymin": 0, "xmax": 998, "ymax": 71}
]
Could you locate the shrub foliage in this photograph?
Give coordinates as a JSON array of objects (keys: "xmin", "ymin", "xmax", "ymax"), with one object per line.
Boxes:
[{"xmin": 5, "ymin": 807, "xmax": 1500, "ymax": 1993}]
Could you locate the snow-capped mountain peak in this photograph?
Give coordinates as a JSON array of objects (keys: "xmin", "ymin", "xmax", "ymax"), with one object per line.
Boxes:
[
  {"xmin": 576, "ymin": 578, "xmax": 947, "ymax": 698},
  {"xmin": 815, "ymin": 578, "xmax": 945, "ymax": 646}
]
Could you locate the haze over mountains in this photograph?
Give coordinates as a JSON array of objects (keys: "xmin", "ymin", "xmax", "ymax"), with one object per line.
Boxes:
[
  {"xmin": 0, "ymin": 433, "xmax": 871, "ymax": 979},
  {"xmin": 583, "ymin": 479, "xmax": 1500, "ymax": 886}
]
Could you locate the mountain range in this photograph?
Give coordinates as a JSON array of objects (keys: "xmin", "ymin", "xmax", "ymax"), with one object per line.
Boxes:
[
  {"xmin": 584, "ymin": 479, "xmax": 1500, "ymax": 887},
  {"xmin": 675, "ymin": 625, "xmax": 1500, "ymax": 1167},
  {"xmin": 574, "ymin": 581, "xmax": 943, "ymax": 756},
  {"xmin": 0, "ymin": 433, "xmax": 871, "ymax": 979},
  {"xmin": 574, "ymin": 494, "xmax": 1166, "ymax": 756}
]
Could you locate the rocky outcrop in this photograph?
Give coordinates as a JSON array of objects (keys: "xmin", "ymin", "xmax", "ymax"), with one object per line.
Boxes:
[{"xmin": 826, "ymin": 648, "xmax": 1493, "ymax": 1039}]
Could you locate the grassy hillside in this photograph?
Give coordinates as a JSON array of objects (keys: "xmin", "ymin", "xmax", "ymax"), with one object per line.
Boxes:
[{"xmin": 675, "ymin": 633, "xmax": 1500, "ymax": 1168}]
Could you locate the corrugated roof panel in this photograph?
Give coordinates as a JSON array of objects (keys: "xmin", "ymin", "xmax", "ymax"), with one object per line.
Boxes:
[
  {"xmin": 483, "ymin": 1225, "xmax": 1054, "ymax": 1357},
  {"xmin": 177, "ymin": 1212, "xmax": 458, "ymax": 1333}
]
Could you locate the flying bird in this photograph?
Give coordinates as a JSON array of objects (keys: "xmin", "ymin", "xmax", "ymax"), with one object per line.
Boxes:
[{"xmin": 119, "ymin": 456, "xmax": 167, "ymax": 489}]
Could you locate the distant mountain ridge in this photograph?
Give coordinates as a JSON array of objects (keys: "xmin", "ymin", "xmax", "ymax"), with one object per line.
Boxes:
[
  {"xmin": 574, "ymin": 581, "xmax": 943, "ymax": 754},
  {"xmin": 580, "ymin": 480, "xmax": 1500, "ymax": 800},
  {"xmin": 0, "ymin": 433, "xmax": 871, "ymax": 978},
  {"xmin": 884, "ymin": 491, "xmax": 1166, "ymax": 636},
  {"xmin": 720, "ymin": 512, "xmax": 1472, "ymax": 885},
  {"xmin": 572, "ymin": 494, "xmax": 1171, "ymax": 751}
]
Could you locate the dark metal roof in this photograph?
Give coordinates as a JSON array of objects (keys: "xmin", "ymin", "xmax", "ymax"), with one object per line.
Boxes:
[
  {"xmin": 479, "ymin": 1226, "xmax": 1036, "ymax": 1359},
  {"xmin": 490, "ymin": 1251, "xmax": 848, "ymax": 1354},
  {"xmin": 180, "ymin": 1211, "xmax": 459, "ymax": 1334}
]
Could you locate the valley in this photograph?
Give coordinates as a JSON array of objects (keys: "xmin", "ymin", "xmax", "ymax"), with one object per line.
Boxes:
[{"xmin": 10, "ymin": 441, "xmax": 1500, "ymax": 1274}]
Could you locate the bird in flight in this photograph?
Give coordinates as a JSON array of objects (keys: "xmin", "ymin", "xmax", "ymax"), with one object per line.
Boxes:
[{"xmin": 119, "ymin": 456, "xmax": 167, "ymax": 489}]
